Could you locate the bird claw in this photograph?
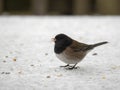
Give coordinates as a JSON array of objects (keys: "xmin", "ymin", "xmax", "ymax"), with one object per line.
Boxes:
[
  {"xmin": 67, "ymin": 66, "xmax": 78, "ymax": 70},
  {"xmin": 60, "ymin": 64, "xmax": 78, "ymax": 70},
  {"xmin": 60, "ymin": 64, "xmax": 69, "ymax": 67}
]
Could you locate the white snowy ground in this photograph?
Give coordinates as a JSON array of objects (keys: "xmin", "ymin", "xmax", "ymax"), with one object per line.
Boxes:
[{"xmin": 0, "ymin": 16, "xmax": 120, "ymax": 90}]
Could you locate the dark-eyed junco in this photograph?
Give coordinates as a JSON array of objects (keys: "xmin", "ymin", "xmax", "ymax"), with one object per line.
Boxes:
[{"xmin": 53, "ymin": 34, "xmax": 108, "ymax": 69}]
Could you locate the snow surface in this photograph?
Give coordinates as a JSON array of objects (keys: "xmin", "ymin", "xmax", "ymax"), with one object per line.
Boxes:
[{"xmin": 0, "ymin": 16, "xmax": 120, "ymax": 90}]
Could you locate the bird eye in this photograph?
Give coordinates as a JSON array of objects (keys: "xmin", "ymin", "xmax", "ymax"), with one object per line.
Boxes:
[
  {"xmin": 56, "ymin": 36, "xmax": 64, "ymax": 40},
  {"xmin": 55, "ymin": 34, "xmax": 67, "ymax": 41}
]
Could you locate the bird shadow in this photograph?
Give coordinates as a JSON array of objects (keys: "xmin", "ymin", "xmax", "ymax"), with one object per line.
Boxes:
[{"xmin": 54, "ymin": 64, "xmax": 101, "ymax": 76}]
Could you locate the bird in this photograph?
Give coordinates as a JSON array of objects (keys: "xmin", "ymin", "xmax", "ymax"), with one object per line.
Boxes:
[{"xmin": 53, "ymin": 34, "xmax": 108, "ymax": 70}]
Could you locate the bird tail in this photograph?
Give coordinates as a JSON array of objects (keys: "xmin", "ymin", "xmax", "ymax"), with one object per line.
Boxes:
[{"xmin": 92, "ymin": 41, "xmax": 108, "ymax": 48}]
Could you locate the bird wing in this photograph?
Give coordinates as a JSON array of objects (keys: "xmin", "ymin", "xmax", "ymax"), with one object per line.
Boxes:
[{"xmin": 70, "ymin": 40, "xmax": 93, "ymax": 52}]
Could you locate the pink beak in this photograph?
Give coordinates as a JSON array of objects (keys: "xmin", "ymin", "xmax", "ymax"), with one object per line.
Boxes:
[{"xmin": 51, "ymin": 38, "xmax": 56, "ymax": 42}]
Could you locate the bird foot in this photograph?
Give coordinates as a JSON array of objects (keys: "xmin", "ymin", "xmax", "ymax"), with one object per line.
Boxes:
[
  {"xmin": 60, "ymin": 64, "xmax": 69, "ymax": 67},
  {"xmin": 67, "ymin": 66, "xmax": 78, "ymax": 70},
  {"xmin": 60, "ymin": 64, "xmax": 78, "ymax": 70}
]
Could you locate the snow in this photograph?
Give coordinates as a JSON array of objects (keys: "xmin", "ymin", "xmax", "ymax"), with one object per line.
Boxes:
[{"xmin": 0, "ymin": 16, "xmax": 120, "ymax": 90}]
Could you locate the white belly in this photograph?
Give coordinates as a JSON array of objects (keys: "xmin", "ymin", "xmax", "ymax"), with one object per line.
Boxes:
[{"xmin": 56, "ymin": 53, "xmax": 82, "ymax": 64}]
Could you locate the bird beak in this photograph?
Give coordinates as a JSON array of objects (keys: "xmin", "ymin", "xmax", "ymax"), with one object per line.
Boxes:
[{"xmin": 51, "ymin": 38, "xmax": 56, "ymax": 42}]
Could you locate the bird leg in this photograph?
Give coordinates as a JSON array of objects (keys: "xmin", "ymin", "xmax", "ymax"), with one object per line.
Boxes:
[
  {"xmin": 68, "ymin": 63, "xmax": 78, "ymax": 70},
  {"xmin": 60, "ymin": 64, "xmax": 69, "ymax": 67}
]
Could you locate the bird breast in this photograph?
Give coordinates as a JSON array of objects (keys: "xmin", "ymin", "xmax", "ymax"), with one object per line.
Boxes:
[{"xmin": 56, "ymin": 47, "xmax": 87, "ymax": 64}]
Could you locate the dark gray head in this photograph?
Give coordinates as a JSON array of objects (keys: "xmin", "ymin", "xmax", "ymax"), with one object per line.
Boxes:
[{"xmin": 54, "ymin": 34, "xmax": 73, "ymax": 54}]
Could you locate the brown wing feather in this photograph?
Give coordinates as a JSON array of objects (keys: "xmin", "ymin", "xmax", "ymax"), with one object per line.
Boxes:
[
  {"xmin": 63, "ymin": 40, "xmax": 88, "ymax": 60},
  {"xmin": 70, "ymin": 40, "xmax": 92, "ymax": 52}
]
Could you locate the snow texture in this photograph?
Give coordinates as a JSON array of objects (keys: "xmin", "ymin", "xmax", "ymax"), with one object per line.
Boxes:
[{"xmin": 0, "ymin": 16, "xmax": 120, "ymax": 90}]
